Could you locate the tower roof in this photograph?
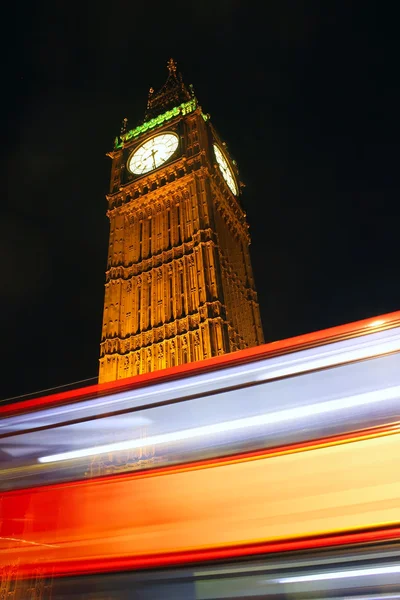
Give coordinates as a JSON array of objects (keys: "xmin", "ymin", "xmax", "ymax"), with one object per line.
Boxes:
[{"xmin": 145, "ymin": 59, "xmax": 193, "ymax": 120}]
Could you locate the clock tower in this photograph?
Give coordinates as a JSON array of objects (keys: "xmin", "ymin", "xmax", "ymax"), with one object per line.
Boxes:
[{"xmin": 99, "ymin": 59, "xmax": 264, "ymax": 383}]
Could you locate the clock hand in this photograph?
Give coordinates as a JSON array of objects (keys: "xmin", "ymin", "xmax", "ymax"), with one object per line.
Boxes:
[{"xmin": 150, "ymin": 148, "xmax": 158, "ymax": 168}]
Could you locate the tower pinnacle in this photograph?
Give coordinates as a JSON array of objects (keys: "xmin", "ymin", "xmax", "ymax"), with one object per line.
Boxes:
[
  {"xmin": 167, "ymin": 58, "xmax": 178, "ymax": 76},
  {"xmin": 144, "ymin": 58, "xmax": 192, "ymax": 120}
]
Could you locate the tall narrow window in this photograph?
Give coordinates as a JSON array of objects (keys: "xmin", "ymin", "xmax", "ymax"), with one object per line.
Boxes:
[
  {"xmin": 157, "ymin": 271, "xmax": 162, "ymax": 324},
  {"xmin": 169, "ymin": 276, "xmax": 173, "ymax": 318},
  {"xmin": 137, "ymin": 287, "xmax": 141, "ymax": 332},
  {"xmin": 177, "ymin": 205, "xmax": 181, "ymax": 243},
  {"xmin": 167, "ymin": 210, "xmax": 171, "ymax": 247},
  {"xmin": 181, "ymin": 202, "xmax": 186, "ymax": 241},
  {"xmin": 190, "ymin": 264, "xmax": 196, "ymax": 312},
  {"xmin": 156, "ymin": 214, "xmax": 162, "ymax": 252},
  {"xmin": 180, "ymin": 270, "xmax": 185, "ymax": 316},
  {"xmin": 148, "ymin": 219, "xmax": 152, "ymax": 257},
  {"xmin": 148, "ymin": 280, "xmax": 152, "ymax": 326},
  {"xmin": 139, "ymin": 221, "xmax": 143, "ymax": 260}
]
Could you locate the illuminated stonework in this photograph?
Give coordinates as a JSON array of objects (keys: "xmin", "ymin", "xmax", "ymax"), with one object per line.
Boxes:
[{"xmin": 99, "ymin": 59, "xmax": 264, "ymax": 383}]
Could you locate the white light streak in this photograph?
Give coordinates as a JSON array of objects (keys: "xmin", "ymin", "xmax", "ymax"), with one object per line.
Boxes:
[
  {"xmin": 368, "ymin": 319, "xmax": 386, "ymax": 327},
  {"xmin": 255, "ymin": 335, "xmax": 400, "ymax": 382},
  {"xmin": 0, "ymin": 536, "xmax": 57, "ymax": 548},
  {"xmin": 339, "ymin": 596, "xmax": 400, "ymax": 600},
  {"xmin": 38, "ymin": 384, "xmax": 400, "ymax": 463},
  {"xmin": 275, "ymin": 563, "xmax": 400, "ymax": 583}
]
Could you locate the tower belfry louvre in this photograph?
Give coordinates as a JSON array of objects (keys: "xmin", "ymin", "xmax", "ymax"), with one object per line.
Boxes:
[{"xmin": 99, "ymin": 59, "xmax": 264, "ymax": 383}]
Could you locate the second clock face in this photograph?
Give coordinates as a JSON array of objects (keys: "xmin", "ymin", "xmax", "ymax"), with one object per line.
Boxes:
[
  {"xmin": 128, "ymin": 133, "xmax": 179, "ymax": 175},
  {"xmin": 213, "ymin": 144, "xmax": 238, "ymax": 196}
]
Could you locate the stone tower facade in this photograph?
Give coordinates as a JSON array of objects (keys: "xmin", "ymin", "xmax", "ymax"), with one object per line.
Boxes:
[{"xmin": 99, "ymin": 59, "xmax": 264, "ymax": 383}]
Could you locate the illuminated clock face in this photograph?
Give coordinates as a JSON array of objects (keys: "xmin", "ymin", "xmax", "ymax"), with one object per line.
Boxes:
[
  {"xmin": 128, "ymin": 133, "xmax": 179, "ymax": 175},
  {"xmin": 213, "ymin": 144, "xmax": 238, "ymax": 196}
]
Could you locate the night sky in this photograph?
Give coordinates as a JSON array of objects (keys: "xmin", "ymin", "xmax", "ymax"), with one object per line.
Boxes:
[{"xmin": 3, "ymin": 2, "xmax": 399, "ymax": 401}]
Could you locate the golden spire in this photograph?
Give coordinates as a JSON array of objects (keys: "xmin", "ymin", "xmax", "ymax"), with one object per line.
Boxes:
[
  {"xmin": 144, "ymin": 58, "xmax": 191, "ymax": 120},
  {"xmin": 167, "ymin": 58, "xmax": 178, "ymax": 77}
]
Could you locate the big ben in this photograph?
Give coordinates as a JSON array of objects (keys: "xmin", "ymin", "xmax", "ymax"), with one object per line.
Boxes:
[{"xmin": 99, "ymin": 59, "xmax": 264, "ymax": 383}]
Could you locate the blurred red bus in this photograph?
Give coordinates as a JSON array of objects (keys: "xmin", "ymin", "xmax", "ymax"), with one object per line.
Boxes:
[{"xmin": 1, "ymin": 312, "xmax": 400, "ymax": 597}]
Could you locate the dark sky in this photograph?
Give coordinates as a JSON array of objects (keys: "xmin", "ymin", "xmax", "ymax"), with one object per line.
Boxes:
[{"xmin": 2, "ymin": 2, "xmax": 399, "ymax": 400}]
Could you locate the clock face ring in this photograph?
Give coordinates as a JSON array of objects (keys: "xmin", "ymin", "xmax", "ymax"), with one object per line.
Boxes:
[
  {"xmin": 128, "ymin": 132, "xmax": 179, "ymax": 175},
  {"xmin": 213, "ymin": 144, "xmax": 238, "ymax": 195}
]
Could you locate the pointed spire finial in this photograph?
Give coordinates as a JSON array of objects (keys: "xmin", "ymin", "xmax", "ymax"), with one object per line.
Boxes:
[
  {"xmin": 167, "ymin": 58, "xmax": 178, "ymax": 76},
  {"xmin": 121, "ymin": 117, "xmax": 128, "ymax": 135},
  {"xmin": 144, "ymin": 58, "xmax": 193, "ymax": 120},
  {"xmin": 147, "ymin": 87, "xmax": 154, "ymax": 109}
]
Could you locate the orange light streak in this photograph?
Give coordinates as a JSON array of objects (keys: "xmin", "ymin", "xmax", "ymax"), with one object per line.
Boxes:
[{"xmin": 1, "ymin": 428, "xmax": 400, "ymax": 578}]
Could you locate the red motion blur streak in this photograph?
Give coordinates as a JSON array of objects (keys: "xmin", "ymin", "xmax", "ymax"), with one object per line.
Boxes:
[
  {"xmin": 25, "ymin": 526, "xmax": 400, "ymax": 578},
  {"xmin": 1, "ymin": 310, "xmax": 400, "ymax": 418},
  {"xmin": 1, "ymin": 427, "xmax": 400, "ymax": 579}
]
